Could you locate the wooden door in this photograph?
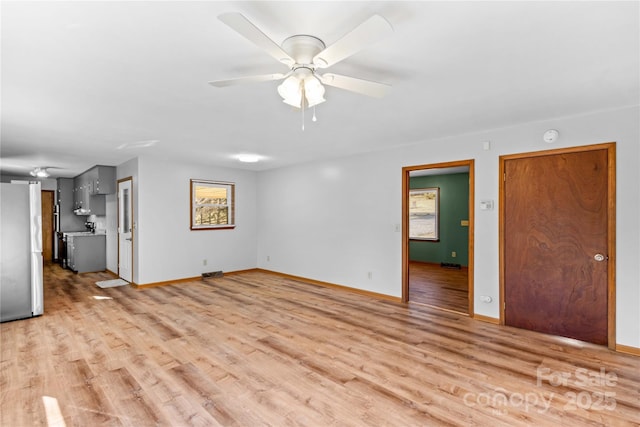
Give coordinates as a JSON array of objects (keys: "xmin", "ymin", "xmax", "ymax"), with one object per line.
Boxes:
[
  {"xmin": 41, "ymin": 190, "xmax": 55, "ymax": 262},
  {"xmin": 502, "ymin": 146, "xmax": 612, "ymax": 345}
]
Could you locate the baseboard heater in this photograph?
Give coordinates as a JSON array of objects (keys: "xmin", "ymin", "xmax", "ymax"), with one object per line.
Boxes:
[
  {"xmin": 202, "ymin": 271, "xmax": 224, "ymax": 279},
  {"xmin": 441, "ymin": 263, "xmax": 461, "ymax": 269}
]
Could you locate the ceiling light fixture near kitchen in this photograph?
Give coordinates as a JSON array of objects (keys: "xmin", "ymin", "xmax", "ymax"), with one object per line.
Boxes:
[
  {"xmin": 236, "ymin": 154, "xmax": 262, "ymax": 163},
  {"xmin": 30, "ymin": 167, "xmax": 50, "ymax": 178}
]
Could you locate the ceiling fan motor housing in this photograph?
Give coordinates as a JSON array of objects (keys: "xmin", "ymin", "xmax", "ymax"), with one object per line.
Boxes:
[{"xmin": 281, "ymin": 35, "xmax": 326, "ymax": 67}]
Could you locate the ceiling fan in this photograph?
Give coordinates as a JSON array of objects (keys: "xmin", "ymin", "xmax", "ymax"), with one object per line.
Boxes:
[{"xmin": 208, "ymin": 12, "xmax": 394, "ymax": 109}]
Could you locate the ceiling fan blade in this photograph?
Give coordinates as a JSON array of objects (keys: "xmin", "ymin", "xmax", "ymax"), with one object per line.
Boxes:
[
  {"xmin": 218, "ymin": 13, "xmax": 294, "ymax": 66},
  {"xmin": 319, "ymin": 73, "xmax": 390, "ymax": 98},
  {"xmin": 208, "ymin": 73, "xmax": 286, "ymax": 87},
  {"xmin": 313, "ymin": 15, "xmax": 393, "ymax": 68}
]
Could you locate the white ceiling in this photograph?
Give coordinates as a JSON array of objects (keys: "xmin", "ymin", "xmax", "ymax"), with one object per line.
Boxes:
[{"xmin": 1, "ymin": 1, "xmax": 638, "ymax": 178}]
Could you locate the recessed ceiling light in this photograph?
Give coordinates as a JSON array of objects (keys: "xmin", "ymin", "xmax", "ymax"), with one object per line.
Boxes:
[
  {"xmin": 236, "ymin": 154, "xmax": 261, "ymax": 163},
  {"xmin": 116, "ymin": 139, "xmax": 159, "ymax": 150}
]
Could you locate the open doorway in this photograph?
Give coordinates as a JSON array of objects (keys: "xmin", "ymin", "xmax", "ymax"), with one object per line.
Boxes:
[{"xmin": 402, "ymin": 160, "xmax": 474, "ymax": 315}]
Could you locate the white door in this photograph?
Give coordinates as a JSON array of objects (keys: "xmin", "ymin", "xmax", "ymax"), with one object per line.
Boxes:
[{"xmin": 118, "ymin": 178, "xmax": 133, "ymax": 282}]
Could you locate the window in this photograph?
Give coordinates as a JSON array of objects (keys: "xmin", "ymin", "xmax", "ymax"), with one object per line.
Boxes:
[
  {"xmin": 409, "ymin": 187, "xmax": 439, "ymax": 241},
  {"xmin": 190, "ymin": 179, "xmax": 235, "ymax": 230}
]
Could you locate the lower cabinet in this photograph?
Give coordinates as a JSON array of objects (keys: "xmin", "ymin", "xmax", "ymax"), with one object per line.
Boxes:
[{"xmin": 67, "ymin": 235, "xmax": 106, "ymax": 273}]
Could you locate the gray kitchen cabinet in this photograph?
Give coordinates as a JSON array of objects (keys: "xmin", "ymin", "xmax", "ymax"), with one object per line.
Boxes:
[
  {"xmin": 88, "ymin": 166, "xmax": 116, "ymax": 195},
  {"xmin": 67, "ymin": 234, "xmax": 106, "ymax": 273},
  {"xmin": 72, "ymin": 173, "xmax": 89, "ymax": 211},
  {"xmin": 57, "ymin": 178, "xmax": 86, "ymax": 231},
  {"xmin": 72, "ymin": 165, "xmax": 115, "ymax": 216}
]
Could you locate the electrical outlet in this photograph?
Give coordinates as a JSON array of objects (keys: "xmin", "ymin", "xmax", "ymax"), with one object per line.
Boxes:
[
  {"xmin": 367, "ymin": 272, "xmax": 372, "ymax": 279},
  {"xmin": 452, "ymin": 251, "xmax": 457, "ymax": 258},
  {"xmin": 267, "ymin": 255, "xmax": 270, "ymax": 262},
  {"xmin": 203, "ymin": 259, "xmax": 207, "ymax": 266}
]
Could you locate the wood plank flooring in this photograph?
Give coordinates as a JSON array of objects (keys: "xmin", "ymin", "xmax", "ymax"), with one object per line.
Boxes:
[
  {"xmin": 1, "ymin": 264, "xmax": 639, "ymax": 426},
  {"xmin": 409, "ymin": 261, "xmax": 469, "ymax": 313}
]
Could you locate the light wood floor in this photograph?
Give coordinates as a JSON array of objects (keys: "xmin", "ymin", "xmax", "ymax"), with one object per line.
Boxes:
[
  {"xmin": 409, "ymin": 262, "xmax": 469, "ymax": 314},
  {"xmin": 1, "ymin": 264, "xmax": 638, "ymax": 426}
]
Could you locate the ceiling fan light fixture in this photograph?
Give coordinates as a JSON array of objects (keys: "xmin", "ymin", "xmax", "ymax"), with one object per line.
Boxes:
[
  {"xmin": 278, "ymin": 75, "xmax": 302, "ymax": 108},
  {"xmin": 30, "ymin": 167, "xmax": 50, "ymax": 178},
  {"xmin": 304, "ymin": 75, "xmax": 326, "ymax": 108},
  {"xmin": 212, "ymin": 12, "xmax": 393, "ymax": 121}
]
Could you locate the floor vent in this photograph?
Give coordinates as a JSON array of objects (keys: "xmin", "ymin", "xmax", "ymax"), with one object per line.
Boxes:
[
  {"xmin": 202, "ymin": 271, "xmax": 224, "ymax": 279},
  {"xmin": 440, "ymin": 263, "xmax": 461, "ymax": 269}
]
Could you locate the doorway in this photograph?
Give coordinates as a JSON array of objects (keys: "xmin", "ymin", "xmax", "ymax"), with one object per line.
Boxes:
[
  {"xmin": 499, "ymin": 143, "xmax": 615, "ymax": 348},
  {"xmin": 402, "ymin": 160, "xmax": 475, "ymax": 316},
  {"xmin": 117, "ymin": 177, "xmax": 133, "ymax": 283}
]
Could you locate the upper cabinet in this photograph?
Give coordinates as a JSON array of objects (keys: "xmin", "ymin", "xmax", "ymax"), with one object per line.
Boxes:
[
  {"xmin": 87, "ymin": 166, "xmax": 116, "ymax": 195},
  {"xmin": 57, "ymin": 178, "xmax": 87, "ymax": 231},
  {"xmin": 73, "ymin": 165, "xmax": 116, "ymax": 216}
]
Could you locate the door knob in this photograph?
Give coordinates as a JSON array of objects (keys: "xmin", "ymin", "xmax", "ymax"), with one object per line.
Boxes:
[{"xmin": 594, "ymin": 253, "xmax": 607, "ymax": 262}]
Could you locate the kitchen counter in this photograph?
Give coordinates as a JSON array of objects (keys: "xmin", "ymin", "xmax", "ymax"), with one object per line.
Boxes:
[
  {"xmin": 64, "ymin": 230, "xmax": 106, "ymax": 237},
  {"xmin": 65, "ymin": 233, "xmax": 106, "ymax": 273}
]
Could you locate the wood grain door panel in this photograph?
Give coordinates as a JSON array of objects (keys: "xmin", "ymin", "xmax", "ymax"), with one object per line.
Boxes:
[
  {"xmin": 41, "ymin": 190, "xmax": 55, "ymax": 262},
  {"xmin": 504, "ymin": 149, "xmax": 608, "ymax": 345}
]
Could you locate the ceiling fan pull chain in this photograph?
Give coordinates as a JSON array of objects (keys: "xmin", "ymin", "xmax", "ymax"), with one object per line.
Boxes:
[
  {"xmin": 301, "ymin": 87, "xmax": 306, "ymax": 131},
  {"xmin": 312, "ymin": 106, "xmax": 318, "ymax": 123}
]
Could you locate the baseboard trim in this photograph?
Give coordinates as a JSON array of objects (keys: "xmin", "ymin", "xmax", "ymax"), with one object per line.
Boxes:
[
  {"xmin": 255, "ymin": 269, "xmax": 402, "ymax": 302},
  {"xmin": 615, "ymin": 344, "xmax": 640, "ymax": 356},
  {"xmin": 133, "ymin": 268, "xmax": 400, "ymax": 302},
  {"xmin": 473, "ymin": 314, "xmax": 500, "ymax": 324},
  {"xmin": 105, "ymin": 269, "xmax": 119, "ymax": 278},
  {"xmin": 134, "ymin": 276, "xmax": 201, "ymax": 289},
  {"xmin": 132, "ymin": 268, "xmax": 260, "ymax": 289},
  {"xmin": 224, "ymin": 268, "xmax": 261, "ymax": 276}
]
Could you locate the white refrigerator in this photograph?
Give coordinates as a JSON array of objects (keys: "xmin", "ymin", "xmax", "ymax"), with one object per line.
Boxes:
[{"xmin": 0, "ymin": 182, "xmax": 44, "ymax": 322}]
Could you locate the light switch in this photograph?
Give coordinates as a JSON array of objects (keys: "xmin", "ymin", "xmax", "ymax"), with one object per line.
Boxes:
[{"xmin": 480, "ymin": 200, "xmax": 494, "ymax": 210}]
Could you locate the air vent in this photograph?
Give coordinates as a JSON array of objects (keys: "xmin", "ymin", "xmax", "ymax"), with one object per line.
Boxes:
[{"xmin": 202, "ymin": 271, "xmax": 224, "ymax": 279}]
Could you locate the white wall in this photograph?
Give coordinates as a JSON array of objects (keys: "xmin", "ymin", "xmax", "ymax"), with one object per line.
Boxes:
[
  {"xmin": 135, "ymin": 155, "xmax": 258, "ymax": 284},
  {"xmin": 257, "ymin": 106, "xmax": 640, "ymax": 348}
]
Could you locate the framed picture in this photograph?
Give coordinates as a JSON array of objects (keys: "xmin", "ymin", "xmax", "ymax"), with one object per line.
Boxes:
[
  {"xmin": 409, "ymin": 187, "xmax": 439, "ymax": 240},
  {"xmin": 190, "ymin": 179, "xmax": 235, "ymax": 230}
]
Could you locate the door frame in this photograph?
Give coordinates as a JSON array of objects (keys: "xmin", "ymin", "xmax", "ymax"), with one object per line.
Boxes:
[
  {"xmin": 402, "ymin": 159, "xmax": 475, "ymax": 316},
  {"xmin": 117, "ymin": 176, "xmax": 134, "ymax": 283},
  {"xmin": 499, "ymin": 142, "xmax": 616, "ymax": 349}
]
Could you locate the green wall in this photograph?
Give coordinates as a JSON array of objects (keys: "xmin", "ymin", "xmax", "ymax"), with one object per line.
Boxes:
[{"xmin": 409, "ymin": 173, "xmax": 469, "ymax": 266}]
